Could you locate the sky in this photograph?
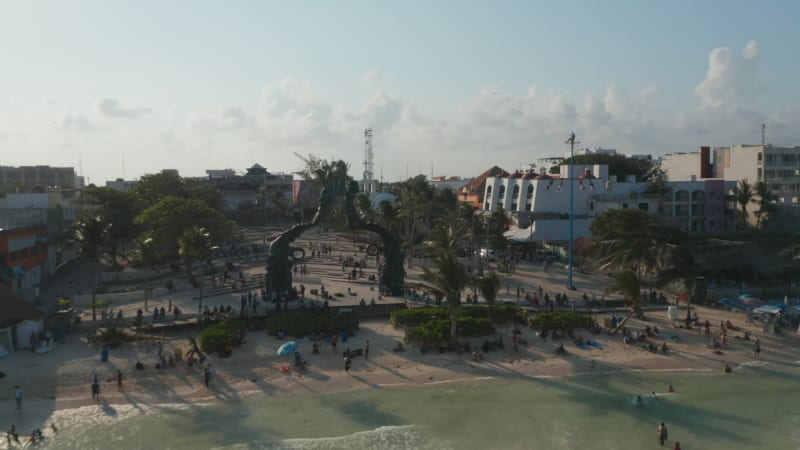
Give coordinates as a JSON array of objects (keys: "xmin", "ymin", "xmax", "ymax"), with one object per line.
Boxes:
[{"xmin": 2, "ymin": 0, "xmax": 800, "ymax": 185}]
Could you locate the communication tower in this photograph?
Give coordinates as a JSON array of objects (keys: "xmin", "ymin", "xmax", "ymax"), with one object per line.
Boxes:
[{"xmin": 363, "ymin": 128, "xmax": 374, "ymax": 181}]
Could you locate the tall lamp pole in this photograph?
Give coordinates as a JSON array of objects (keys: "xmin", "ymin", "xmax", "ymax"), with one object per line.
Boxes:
[{"xmin": 565, "ymin": 132, "xmax": 579, "ymax": 290}]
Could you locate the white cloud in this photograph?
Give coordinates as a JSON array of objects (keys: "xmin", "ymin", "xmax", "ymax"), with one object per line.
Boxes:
[
  {"xmin": 254, "ymin": 76, "xmax": 335, "ymax": 142},
  {"xmin": 97, "ymin": 97, "xmax": 152, "ymax": 119},
  {"xmin": 362, "ymin": 69, "xmax": 384, "ymax": 85},
  {"xmin": 60, "ymin": 114, "xmax": 106, "ymax": 132},
  {"xmin": 192, "ymin": 106, "xmax": 249, "ymax": 132},
  {"xmin": 694, "ymin": 40, "xmax": 761, "ymax": 109},
  {"xmin": 355, "ymin": 90, "xmax": 405, "ymax": 130}
]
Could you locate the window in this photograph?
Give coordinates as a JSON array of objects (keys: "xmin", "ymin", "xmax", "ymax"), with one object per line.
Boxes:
[
  {"xmin": 622, "ymin": 203, "xmax": 628, "ymax": 209},
  {"xmin": 498, "ymin": 185, "xmax": 505, "ymax": 199},
  {"xmin": 639, "ymin": 203, "xmax": 649, "ymax": 211},
  {"xmin": 675, "ymin": 190, "xmax": 689, "ymax": 201},
  {"xmin": 691, "ymin": 190, "xmax": 704, "ymax": 202},
  {"xmin": 10, "ymin": 251, "xmax": 17, "ymax": 261},
  {"xmin": 526, "ymin": 185, "xmax": 534, "ymax": 199},
  {"xmin": 512, "ymin": 185, "xmax": 520, "ymax": 199}
]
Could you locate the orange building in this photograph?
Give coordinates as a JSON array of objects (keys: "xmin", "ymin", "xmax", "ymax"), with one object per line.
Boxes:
[
  {"xmin": 457, "ymin": 166, "xmax": 507, "ymax": 209},
  {"xmin": 0, "ymin": 226, "xmax": 48, "ymax": 293}
]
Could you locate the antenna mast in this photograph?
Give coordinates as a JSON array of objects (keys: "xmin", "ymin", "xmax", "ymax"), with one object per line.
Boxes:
[
  {"xmin": 363, "ymin": 128, "xmax": 374, "ymax": 181},
  {"xmin": 761, "ymin": 123, "xmax": 766, "ymax": 146}
]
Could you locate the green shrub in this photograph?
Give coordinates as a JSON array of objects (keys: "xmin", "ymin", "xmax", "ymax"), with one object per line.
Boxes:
[
  {"xmin": 529, "ymin": 311, "xmax": 594, "ymax": 331},
  {"xmin": 265, "ymin": 311, "xmax": 359, "ymax": 338},
  {"xmin": 200, "ymin": 320, "xmax": 243, "ymax": 354},
  {"xmin": 391, "ymin": 305, "xmax": 522, "ymax": 327},
  {"xmin": 405, "ymin": 317, "xmax": 495, "ymax": 344},
  {"xmin": 97, "ymin": 327, "xmax": 129, "ymax": 348}
]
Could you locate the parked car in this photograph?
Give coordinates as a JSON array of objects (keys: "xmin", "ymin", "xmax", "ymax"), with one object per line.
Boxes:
[{"xmin": 479, "ymin": 248, "xmax": 497, "ymax": 261}]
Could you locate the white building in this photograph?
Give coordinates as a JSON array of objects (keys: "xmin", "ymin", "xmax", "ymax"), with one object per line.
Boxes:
[
  {"xmin": 484, "ymin": 165, "xmax": 735, "ymax": 242},
  {"xmin": 105, "ymin": 178, "xmax": 138, "ymax": 191}
]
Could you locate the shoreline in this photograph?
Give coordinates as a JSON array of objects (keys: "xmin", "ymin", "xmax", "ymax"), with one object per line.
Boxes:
[{"xmin": 6, "ymin": 305, "xmax": 792, "ymax": 424}]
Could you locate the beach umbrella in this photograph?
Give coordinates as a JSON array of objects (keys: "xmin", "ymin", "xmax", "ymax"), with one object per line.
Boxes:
[
  {"xmin": 739, "ymin": 297, "xmax": 764, "ymax": 308},
  {"xmin": 277, "ymin": 341, "xmax": 298, "ymax": 356}
]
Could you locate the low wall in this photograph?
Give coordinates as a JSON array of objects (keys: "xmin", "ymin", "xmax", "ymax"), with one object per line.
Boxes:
[
  {"xmin": 100, "ymin": 270, "xmax": 161, "ymax": 283},
  {"xmin": 73, "ymin": 287, "xmax": 170, "ymax": 306}
]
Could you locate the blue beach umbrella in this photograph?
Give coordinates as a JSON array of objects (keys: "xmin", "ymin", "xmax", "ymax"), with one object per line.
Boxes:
[{"xmin": 277, "ymin": 341, "xmax": 298, "ymax": 356}]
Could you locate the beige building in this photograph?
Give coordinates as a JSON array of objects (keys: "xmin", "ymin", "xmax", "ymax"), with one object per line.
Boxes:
[{"xmin": 713, "ymin": 144, "xmax": 800, "ymax": 206}]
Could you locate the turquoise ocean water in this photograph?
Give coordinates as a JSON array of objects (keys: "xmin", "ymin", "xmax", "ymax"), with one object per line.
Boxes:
[{"xmin": 11, "ymin": 362, "xmax": 800, "ymax": 450}]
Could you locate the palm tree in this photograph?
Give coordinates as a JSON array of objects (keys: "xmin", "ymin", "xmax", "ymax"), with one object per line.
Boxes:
[
  {"xmin": 590, "ymin": 209, "xmax": 680, "ymax": 318},
  {"xmin": 178, "ymin": 227, "xmax": 217, "ymax": 315},
  {"xmin": 605, "ymin": 270, "xmax": 642, "ymax": 318},
  {"xmin": 456, "ymin": 203, "xmax": 484, "ymax": 275},
  {"xmin": 419, "ymin": 224, "xmax": 470, "ymax": 343},
  {"xmin": 475, "ymin": 271, "xmax": 501, "ymax": 318},
  {"xmin": 266, "ymin": 189, "xmax": 289, "ymax": 224},
  {"xmin": 591, "ymin": 209, "xmax": 664, "ymax": 277},
  {"xmin": 73, "ymin": 214, "xmax": 111, "ymax": 322},
  {"xmin": 753, "ymin": 181, "xmax": 778, "ymax": 229},
  {"xmin": 736, "ymin": 179, "xmax": 754, "ymax": 228}
]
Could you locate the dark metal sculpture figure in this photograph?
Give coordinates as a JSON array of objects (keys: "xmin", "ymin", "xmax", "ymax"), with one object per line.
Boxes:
[
  {"xmin": 344, "ymin": 180, "xmax": 405, "ymax": 296},
  {"xmin": 266, "ymin": 176, "xmax": 405, "ymax": 297}
]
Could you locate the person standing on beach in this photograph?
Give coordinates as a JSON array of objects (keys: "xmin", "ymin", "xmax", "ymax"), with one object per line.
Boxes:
[
  {"xmin": 364, "ymin": 340, "xmax": 370, "ymax": 361},
  {"xmin": 658, "ymin": 422, "xmax": 668, "ymax": 446},
  {"xmin": 8, "ymin": 425, "xmax": 20, "ymax": 445},
  {"xmin": 14, "ymin": 385, "xmax": 22, "ymax": 410},
  {"xmin": 203, "ymin": 367, "xmax": 212, "ymax": 389},
  {"xmin": 344, "ymin": 355, "xmax": 352, "ymax": 373},
  {"xmin": 116, "ymin": 370, "xmax": 123, "ymax": 391},
  {"xmin": 332, "ymin": 334, "xmax": 338, "ymax": 353},
  {"xmin": 157, "ymin": 341, "xmax": 163, "ymax": 359},
  {"xmin": 754, "ymin": 338, "xmax": 761, "ymax": 358}
]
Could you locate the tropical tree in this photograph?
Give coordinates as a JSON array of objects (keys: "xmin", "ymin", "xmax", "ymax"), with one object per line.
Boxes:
[
  {"xmin": 456, "ymin": 203, "xmax": 485, "ymax": 275},
  {"xmin": 178, "ymin": 226, "xmax": 217, "ymax": 315},
  {"xmin": 486, "ymin": 206, "xmax": 510, "ymax": 251},
  {"xmin": 643, "ymin": 166, "xmax": 672, "ymax": 197},
  {"xmin": 736, "ymin": 179, "xmax": 754, "ymax": 228},
  {"xmin": 419, "ymin": 224, "xmax": 471, "ymax": 342},
  {"xmin": 397, "ymin": 175, "xmax": 436, "ymax": 266},
  {"xmin": 79, "ymin": 186, "xmax": 144, "ymax": 265},
  {"xmin": 134, "ymin": 196, "xmax": 234, "ymax": 260},
  {"xmin": 266, "ymin": 189, "xmax": 290, "ymax": 223},
  {"xmin": 753, "ymin": 181, "xmax": 778, "ymax": 229},
  {"xmin": 605, "ymin": 270, "xmax": 642, "ymax": 316},
  {"xmin": 590, "ymin": 208, "xmax": 685, "ymax": 318},
  {"xmin": 354, "ymin": 192, "xmax": 376, "ymax": 223},
  {"xmin": 73, "ymin": 214, "xmax": 111, "ymax": 322},
  {"xmin": 475, "ymin": 271, "xmax": 501, "ymax": 318},
  {"xmin": 134, "ymin": 171, "xmax": 224, "ymax": 211}
]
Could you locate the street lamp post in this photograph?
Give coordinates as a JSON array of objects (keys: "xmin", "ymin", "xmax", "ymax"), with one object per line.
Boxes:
[
  {"xmin": 142, "ymin": 238, "xmax": 153, "ymax": 312},
  {"xmin": 565, "ymin": 132, "xmax": 579, "ymax": 290}
]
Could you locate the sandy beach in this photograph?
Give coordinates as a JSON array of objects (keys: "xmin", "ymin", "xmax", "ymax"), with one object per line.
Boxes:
[{"xmin": 2, "ymin": 228, "xmax": 799, "ymax": 437}]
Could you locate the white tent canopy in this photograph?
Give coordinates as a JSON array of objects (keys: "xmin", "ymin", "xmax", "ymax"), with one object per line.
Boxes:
[
  {"xmin": 752, "ymin": 305, "xmax": 782, "ymax": 315},
  {"xmin": 504, "ymin": 219, "xmax": 592, "ymax": 243}
]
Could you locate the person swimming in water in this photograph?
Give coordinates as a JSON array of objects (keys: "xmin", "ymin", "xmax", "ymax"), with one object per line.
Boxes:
[
  {"xmin": 668, "ymin": 385, "xmax": 675, "ymax": 393},
  {"xmin": 635, "ymin": 395, "xmax": 643, "ymax": 406}
]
